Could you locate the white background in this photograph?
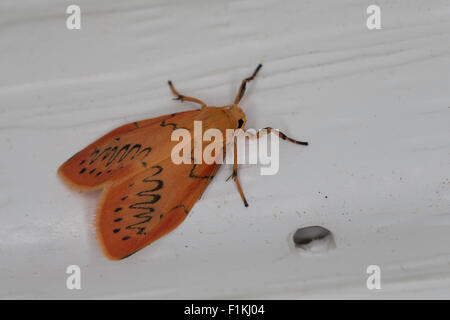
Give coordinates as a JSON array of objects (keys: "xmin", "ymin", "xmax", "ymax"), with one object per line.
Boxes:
[{"xmin": 0, "ymin": 0, "xmax": 449, "ymax": 299}]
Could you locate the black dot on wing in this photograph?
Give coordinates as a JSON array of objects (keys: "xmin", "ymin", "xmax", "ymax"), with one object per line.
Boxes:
[
  {"xmin": 79, "ymin": 168, "xmax": 86, "ymax": 174},
  {"xmin": 129, "ymin": 183, "xmax": 134, "ymax": 187},
  {"xmin": 114, "ymin": 207, "xmax": 122, "ymax": 212},
  {"xmin": 89, "ymin": 168, "xmax": 96, "ymax": 174},
  {"xmin": 121, "ymin": 196, "xmax": 128, "ymax": 201},
  {"xmin": 106, "ymin": 169, "xmax": 112, "ymax": 174},
  {"xmin": 113, "ymin": 228, "xmax": 120, "ymax": 233},
  {"xmin": 96, "ymin": 171, "xmax": 102, "ymax": 176},
  {"xmin": 122, "ymin": 236, "xmax": 131, "ymax": 241},
  {"xmin": 79, "ymin": 160, "xmax": 86, "ymax": 165},
  {"xmin": 114, "ymin": 218, "xmax": 122, "ymax": 222}
]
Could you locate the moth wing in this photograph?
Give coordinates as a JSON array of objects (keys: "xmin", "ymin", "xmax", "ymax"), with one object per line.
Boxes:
[
  {"xmin": 58, "ymin": 111, "xmax": 199, "ymax": 191},
  {"xmin": 96, "ymin": 157, "xmax": 220, "ymax": 260}
]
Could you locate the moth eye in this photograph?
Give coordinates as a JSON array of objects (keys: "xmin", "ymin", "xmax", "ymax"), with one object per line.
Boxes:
[{"xmin": 237, "ymin": 119, "xmax": 244, "ymax": 128}]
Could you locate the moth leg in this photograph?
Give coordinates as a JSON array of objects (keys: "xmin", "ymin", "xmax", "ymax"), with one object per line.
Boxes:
[
  {"xmin": 245, "ymin": 127, "xmax": 308, "ymax": 146},
  {"xmin": 167, "ymin": 81, "xmax": 207, "ymax": 109},
  {"xmin": 234, "ymin": 64, "xmax": 263, "ymax": 104},
  {"xmin": 230, "ymin": 138, "xmax": 249, "ymax": 207}
]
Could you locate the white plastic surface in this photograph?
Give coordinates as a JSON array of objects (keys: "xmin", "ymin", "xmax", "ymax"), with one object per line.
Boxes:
[{"xmin": 0, "ymin": 0, "xmax": 449, "ymax": 299}]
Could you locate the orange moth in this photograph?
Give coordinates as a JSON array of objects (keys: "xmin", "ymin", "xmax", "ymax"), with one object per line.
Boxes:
[{"xmin": 58, "ymin": 64, "xmax": 308, "ymax": 260}]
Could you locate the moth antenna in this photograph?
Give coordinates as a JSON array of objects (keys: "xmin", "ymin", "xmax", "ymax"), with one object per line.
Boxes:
[{"xmin": 234, "ymin": 64, "xmax": 263, "ymax": 104}]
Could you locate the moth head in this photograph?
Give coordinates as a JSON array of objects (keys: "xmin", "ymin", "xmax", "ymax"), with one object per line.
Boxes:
[{"xmin": 224, "ymin": 104, "xmax": 246, "ymax": 129}]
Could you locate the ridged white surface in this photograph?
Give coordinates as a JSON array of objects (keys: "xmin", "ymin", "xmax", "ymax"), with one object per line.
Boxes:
[{"xmin": 0, "ymin": 0, "xmax": 449, "ymax": 299}]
